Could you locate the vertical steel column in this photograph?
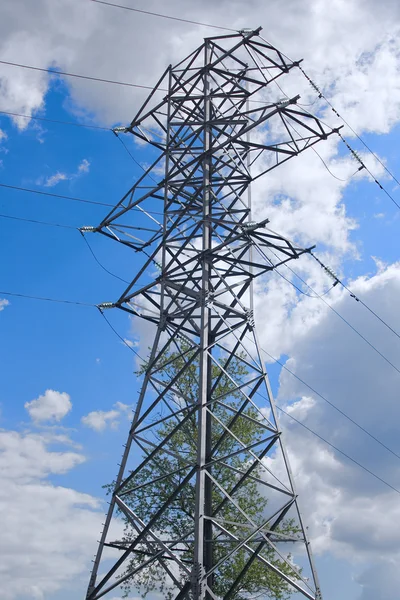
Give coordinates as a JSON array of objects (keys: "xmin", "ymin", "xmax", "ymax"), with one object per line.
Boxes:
[{"xmin": 193, "ymin": 39, "xmax": 213, "ymax": 600}]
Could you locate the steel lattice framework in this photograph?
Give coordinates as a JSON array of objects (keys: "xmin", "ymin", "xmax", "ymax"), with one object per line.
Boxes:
[{"xmin": 86, "ymin": 28, "xmax": 339, "ymax": 600}]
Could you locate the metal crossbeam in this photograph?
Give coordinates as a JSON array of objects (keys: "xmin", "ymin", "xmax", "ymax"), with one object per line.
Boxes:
[{"xmin": 85, "ymin": 28, "xmax": 335, "ymax": 600}]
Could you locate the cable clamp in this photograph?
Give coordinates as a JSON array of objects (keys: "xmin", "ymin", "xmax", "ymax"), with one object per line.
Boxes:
[{"xmin": 80, "ymin": 226, "xmax": 96, "ymax": 232}]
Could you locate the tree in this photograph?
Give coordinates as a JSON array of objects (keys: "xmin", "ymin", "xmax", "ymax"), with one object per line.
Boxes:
[{"xmin": 107, "ymin": 341, "xmax": 301, "ymax": 599}]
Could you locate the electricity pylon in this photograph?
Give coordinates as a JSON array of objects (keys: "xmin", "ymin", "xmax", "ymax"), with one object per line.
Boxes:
[{"xmin": 85, "ymin": 28, "xmax": 338, "ymax": 600}]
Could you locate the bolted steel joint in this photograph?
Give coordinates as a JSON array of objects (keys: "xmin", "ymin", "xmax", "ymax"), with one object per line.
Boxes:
[{"xmin": 190, "ymin": 562, "xmax": 204, "ymax": 595}]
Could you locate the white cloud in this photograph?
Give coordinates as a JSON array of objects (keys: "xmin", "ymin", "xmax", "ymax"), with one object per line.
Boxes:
[
  {"xmin": 0, "ymin": 0, "xmax": 399, "ymax": 137},
  {"xmin": 0, "ymin": 429, "xmax": 85, "ymax": 482},
  {"xmin": 25, "ymin": 389, "xmax": 72, "ymax": 423},
  {"xmin": 81, "ymin": 401, "xmax": 133, "ymax": 432},
  {"xmin": 78, "ymin": 158, "xmax": 90, "ymax": 173},
  {"xmin": 0, "ymin": 429, "xmax": 109, "ymax": 600},
  {"xmin": 37, "ymin": 157, "xmax": 91, "ymax": 187},
  {"xmin": 43, "ymin": 171, "xmax": 67, "ymax": 187},
  {"xmin": 0, "ymin": 298, "xmax": 9, "ymax": 311},
  {"xmin": 267, "ymin": 261, "xmax": 400, "ymax": 572},
  {"xmin": 81, "ymin": 408, "xmax": 120, "ymax": 432},
  {"xmin": 0, "ymin": 129, "xmax": 7, "ymax": 142}
]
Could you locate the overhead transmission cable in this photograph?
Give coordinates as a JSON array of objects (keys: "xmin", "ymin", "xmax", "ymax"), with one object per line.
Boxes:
[
  {"xmin": 0, "ymin": 210, "xmax": 139, "ymax": 285},
  {"xmin": 0, "ymin": 182, "xmax": 115, "ymax": 208},
  {"xmin": 2, "ymin": 272, "xmax": 399, "ymax": 495},
  {"xmin": 253, "ymin": 35, "xmax": 400, "ymax": 210},
  {"xmin": 79, "ymin": 231, "xmax": 131, "ymax": 285},
  {"xmin": 97, "ymin": 305, "xmax": 400, "ymax": 495},
  {"xmin": 255, "ymin": 345, "xmax": 400, "ymax": 462},
  {"xmin": 297, "ymin": 63, "xmax": 400, "ymax": 189},
  {"xmin": 246, "ymin": 44, "xmax": 362, "ymax": 184},
  {"xmin": 0, "ymin": 290, "xmax": 95, "ymax": 306},
  {"xmin": 0, "ymin": 181, "xmax": 165, "ymax": 215},
  {"xmin": 261, "ymin": 244, "xmax": 400, "ymax": 375},
  {"xmin": 337, "ymin": 131, "xmax": 400, "ymax": 211},
  {"xmin": 311, "ymin": 252, "xmax": 400, "ymax": 343},
  {"xmin": 3, "ymin": 23, "xmax": 400, "ymax": 474},
  {"xmin": 275, "ymin": 402, "xmax": 400, "ymax": 495},
  {"xmin": 0, "ymin": 109, "xmax": 110, "ymax": 131},
  {"xmin": 0, "ymin": 212, "xmax": 76, "ymax": 229},
  {"xmin": 98, "ymin": 308, "xmax": 144, "ymax": 358},
  {"xmin": 0, "ymin": 59, "xmax": 160, "ymax": 91},
  {"xmin": 1, "ymin": 283, "xmax": 397, "ymax": 494},
  {"xmin": 294, "ymin": 67, "xmax": 400, "ymax": 210},
  {"xmin": 214, "ymin": 305, "xmax": 400, "ymax": 469},
  {"xmin": 89, "ymin": 0, "xmax": 236, "ymax": 31}
]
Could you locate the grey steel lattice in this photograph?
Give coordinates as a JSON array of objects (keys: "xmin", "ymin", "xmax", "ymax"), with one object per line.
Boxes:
[{"xmin": 86, "ymin": 28, "xmax": 339, "ymax": 600}]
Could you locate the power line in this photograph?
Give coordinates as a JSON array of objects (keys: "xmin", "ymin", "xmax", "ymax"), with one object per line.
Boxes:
[
  {"xmin": 0, "ymin": 212, "xmax": 77, "ymax": 229},
  {"xmin": 257, "ymin": 33, "xmax": 400, "ymax": 197},
  {"xmin": 0, "ymin": 212, "xmax": 140, "ymax": 285},
  {"xmin": 79, "ymin": 231, "xmax": 131, "ymax": 285},
  {"xmin": 264, "ymin": 244, "xmax": 400, "ymax": 376},
  {"xmin": 214, "ymin": 247, "xmax": 400, "ymax": 464},
  {"xmin": 272, "ymin": 265, "xmax": 336, "ymax": 299},
  {"xmin": 98, "ymin": 308, "xmax": 144, "ymax": 359},
  {"xmin": 0, "ymin": 182, "xmax": 115, "ymax": 208},
  {"xmin": 0, "ymin": 181, "xmax": 165, "ymax": 215},
  {"xmin": 311, "ymin": 146, "xmax": 361, "ymax": 183},
  {"xmin": 311, "ymin": 253, "xmax": 400, "ymax": 343},
  {"xmin": 90, "ymin": 0, "xmax": 236, "ymax": 32},
  {"xmin": 256, "ymin": 344, "xmax": 400, "ymax": 462},
  {"xmin": 0, "ymin": 212, "xmax": 144, "ymax": 289},
  {"xmin": 114, "ymin": 132, "xmax": 152, "ymax": 176},
  {"xmin": 297, "ymin": 64, "xmax": 400, "ymax": 190},
  {"xmin": 275, "ymin": 402, "xmax": 400, "ymax": 495},
  {"xmin": 255, "ymin": 40, "xmax": 400, "ymax": 210},
  {"xmin": 337, "ymin": 132, "xmax": 400, "ymax": 211},
  {"xmin": 0, "ymin": 290, "xmax": 95, "ymax": 306},
  {"xmin": 105, "ymin": 308, "xmax": 400, "ymax": 495},
  {"xmin": 0, "ymin": 109, "xmax": 110, "ymax": 131},
  {"xmin": 298, "ymin": 272, "xmax": 400, "ymax": 374},
  {"xmin": 292, "ymin": 64, "xmax": 400, "ymax": 211},
  {"xmin": 244, "ymin": 43, "xmax": 359, "ymax": 185},
  {"xmin": 0, "ymin": 59, "xmax": 157, "ymax": 91}
]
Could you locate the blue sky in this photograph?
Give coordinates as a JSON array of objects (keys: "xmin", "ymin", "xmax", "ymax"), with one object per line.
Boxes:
[{"xmin": 1, "ymin": 1, "xmax": 400, "ymax": 599}]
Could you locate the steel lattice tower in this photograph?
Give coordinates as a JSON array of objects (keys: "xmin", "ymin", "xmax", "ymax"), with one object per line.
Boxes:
[{"xmin": 85, "ymin": 29, "xmax": 338, "ymax": 600}]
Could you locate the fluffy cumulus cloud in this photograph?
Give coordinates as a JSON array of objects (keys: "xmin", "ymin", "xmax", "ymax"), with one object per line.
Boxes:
[
  {"xmin": 81, "ymin": 401, "xmax": 132, "ymax": 432},
  {"xmin": 0, "ymin": 0, "xmax": 399, "ymax": 131},
  {"xmin": 264, "ymin": 261, "xmax": 400, "ymax": 590},
  {"xmin": 0, "ymin": 429, "xmax": 104, "ymax": 600},
  {"xmin": 24, "ymin": 389, "xmax": 72, "ymax": 423}
]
